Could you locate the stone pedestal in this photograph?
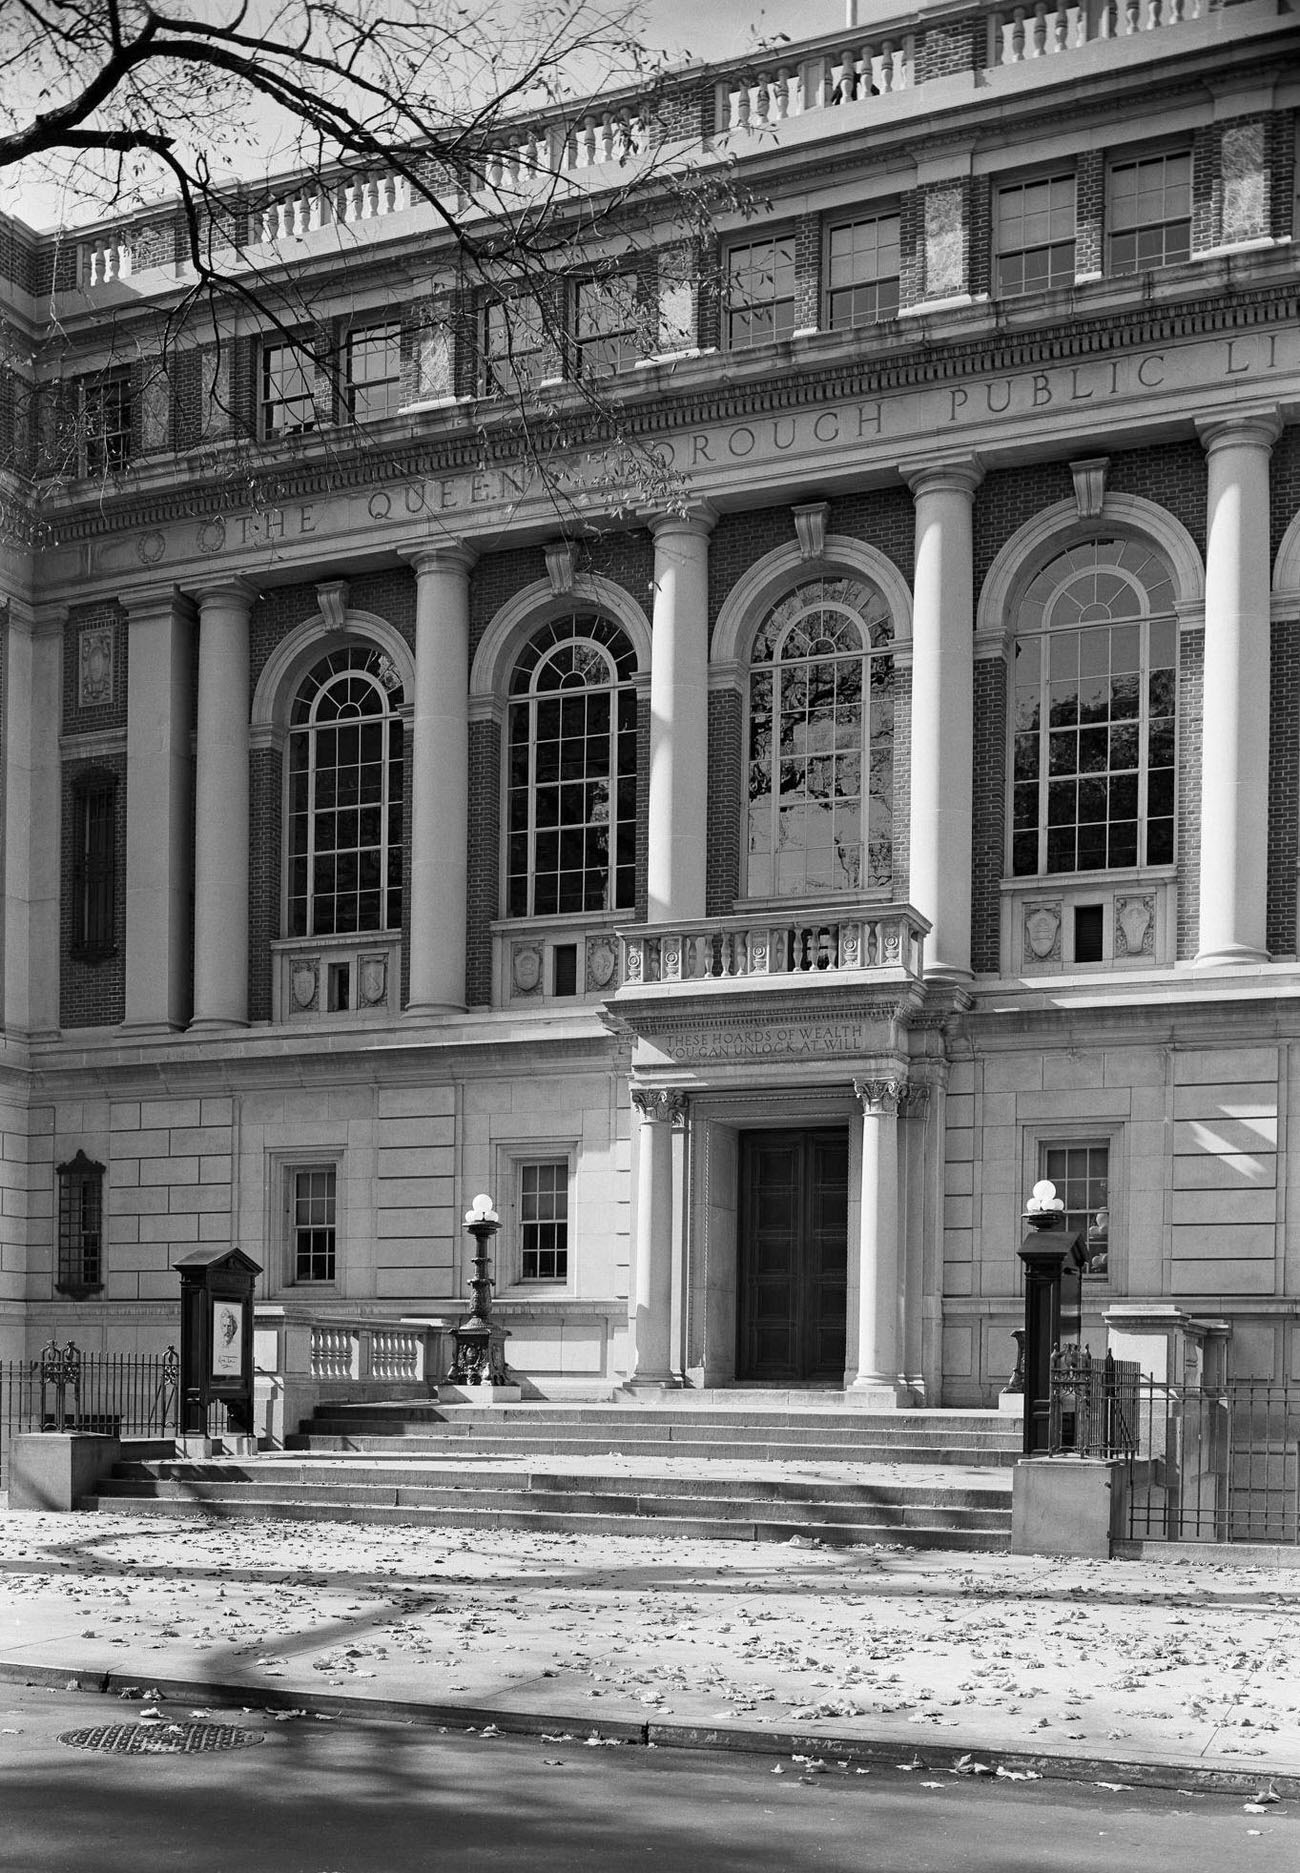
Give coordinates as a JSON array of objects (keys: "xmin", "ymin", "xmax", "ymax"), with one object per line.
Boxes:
[
  {"xmin": 1104, "ymin": 1303, "xmax": 1230, "ymax": 1388},
  {"xmin": 8, "ymin": 1433, "xmax": 121, "ymax": 1511},
  {"xmin": 1011, "ymin": 1456, "xmax": 1127, "ymax": 1559}
]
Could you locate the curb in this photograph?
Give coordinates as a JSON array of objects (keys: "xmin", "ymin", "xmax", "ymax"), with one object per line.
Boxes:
[{"xmin": 2, "ymin": 1659, "xmax": 1294, "ymax": 1798}]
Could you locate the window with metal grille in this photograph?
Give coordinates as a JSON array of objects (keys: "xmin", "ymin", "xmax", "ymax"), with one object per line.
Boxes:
[
  {"xmin": 345, "ymin": 323, "xmax": 402, "ymax": 420},
  {"xmin": 1041, "ymin": 1141, "xmax": 1110, "ymax": 1278},
  {"xmin": 261, "ymin": 341, "xmax": 318, "ymax": 438},
  {"xmin": 70, "ymin": 771, "xmax": 117, "ymax": 961},
  {"xmin": 1010, "ymin": 539, "xmax": 1176, "ymax": 878},
  {"xmin": 292, "ymin": 1167, "xmax": 337, "ymax": 1282},
  {"xmin": 574, "ymin": 275, "xmax": 641, "ymax": 376},
  {"xmin": 81, "ymin": 374, "xmax": 133, "ymax": 473},
  {"xmin": 725, "ymin": 235, "xmax": 797, "ymax": 349},
  {"xmin": 286, "ymin": 646, "xmax": 404, "ymax": 937},
  {"xmin": 995, "ymin": 175, "xmax": 1076, "ymax": 296},
  {"xmin": 57, "ymin": 1150, "xmax": 104, "ymax": 1296},
  {"xmin": 506, "ymin": 614, "xmax": 637, "ymax": 918},
  {"xmin": 519, "ymin": 1161, "xmax": 568, "ymax": 1281},
  {"xmin": 746, "ymin": 577, "xmax": 895, "ymax": 898},
  {"xmin": 1107, "ymin": 151, "xmax": 1191, "ymax": 274},
  {"xmin": 825, "ymin": 213, "xmax": 900, "ymax": 328}
]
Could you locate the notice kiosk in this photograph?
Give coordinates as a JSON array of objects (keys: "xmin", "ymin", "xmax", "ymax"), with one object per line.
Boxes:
[{"xmin": 176, "ymin": 1246, "xmax": 261, "ymax": 1456}]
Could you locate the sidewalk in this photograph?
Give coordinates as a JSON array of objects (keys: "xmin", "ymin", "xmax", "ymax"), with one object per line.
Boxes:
[{"xmin": 0, "ymin": 1502, "xmax": 1297, "ymax": 1794}]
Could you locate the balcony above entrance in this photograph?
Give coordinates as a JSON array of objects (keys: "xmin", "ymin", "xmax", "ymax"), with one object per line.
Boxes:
[{"xmin": 618, "ymin": 903, "xmax": 927, "ymax": 996}]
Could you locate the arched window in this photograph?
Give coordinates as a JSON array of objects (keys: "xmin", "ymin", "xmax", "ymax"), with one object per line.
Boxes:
[
  {"xmin": 746, "ymin": 576, "xmax": 894, "ymax": 898},
  {"xmin": 1011, "ymin": 539, "xmax": 1176, "ymax": 877},
  {"xmin": 506, "ymin": 614, "xmax": 637, "ymax": 917},
  {"xmin": 287, "ymin": 645, "xmax": 404, "ymax": 936}
]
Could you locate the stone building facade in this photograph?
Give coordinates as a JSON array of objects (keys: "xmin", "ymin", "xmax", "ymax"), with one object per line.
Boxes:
[{"xmin": 1, "ymin": 1, "xmax": 1298, "ymax": 1405}]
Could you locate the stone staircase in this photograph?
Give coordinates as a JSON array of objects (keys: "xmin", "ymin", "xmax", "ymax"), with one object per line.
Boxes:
[{"xmin": 84, "ymin": 1398, "xmax": 1020, "ymax": 1551}]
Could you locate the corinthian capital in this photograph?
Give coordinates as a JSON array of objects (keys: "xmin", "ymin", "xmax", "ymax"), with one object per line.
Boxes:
[
  {"xmin": 853, "ymin": 1075, "xmax": 907, "ymax": 1117},
  {"xmin": 631, "ymin": 1087, "xmax": 689, "ymax": 1126}
]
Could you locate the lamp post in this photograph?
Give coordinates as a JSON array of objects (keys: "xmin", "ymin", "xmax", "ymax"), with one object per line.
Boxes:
[
  {"xmin": 446, "ymin": 1193, "xmax": 513, "ymax": 1388},
  {"xmin": 1017, "ymin": 1179, "xmax": 1086, "ymax": 1456}
]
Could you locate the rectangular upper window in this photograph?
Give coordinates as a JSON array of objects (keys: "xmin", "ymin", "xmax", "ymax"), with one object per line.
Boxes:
[
  {"xmin": 995, "ymin": 175, "xmax": 1076, "ymax": 296},
  {"xmin": 825, "ymin": 213, "xmax": 900, "ymax": 328},
  {"xmin": 261, "ymin": 341, "xmax": 318, "ymax": 439},
  {"xmin": 519, "ymin": 1160, "xmax": 569, "ymax": 1281},
  {"xmin": 80, "ymin": 373, "xmax": 132, "ymax": 474},
  {"xmin": 292, "ymin": 1166, "xmax": 337, "ymax": 1283},
  {"xmin": 345, "ymin": 323, "xmax": 402, "ymax": 420},
  {"xmin": 481, "ymin": 295, "xmax": 549, "ymax": 397},
  {"xmin": 70, "ymin": 771, "xmax": 117, "ymax": 961},
  {"xmin": 1041, "ymin": 1140, "xmax": 1110, "ymax": 1279},
  {"xmin": 574, "ymin": 275, "xmax": 641, "ymax": 377},
  {"xmin": 725, "ymin": 235, "xmax": 797, "ymax": 349},
  {"xmin": 1107, "ymin": 151, "xmax": 1192, "ymax": 275}
]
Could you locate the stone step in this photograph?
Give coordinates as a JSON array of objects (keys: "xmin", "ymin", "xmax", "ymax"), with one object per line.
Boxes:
[
  {"xmin": 306, "ymin": 1401, "xmax": 1017, "ymax": 1433},
  {"xmin": 290, "ymin": 1430, "xmax": 1018, "ymax": 1466},
  {"xmin": 81, "ymin": 1490, "xmax": 1010, "ymax": 1551}
]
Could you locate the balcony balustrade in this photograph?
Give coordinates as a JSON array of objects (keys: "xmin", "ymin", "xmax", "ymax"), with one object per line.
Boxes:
[{"xmin": 619, "ymin": 904, "xmax": 927, "ymax": 993}]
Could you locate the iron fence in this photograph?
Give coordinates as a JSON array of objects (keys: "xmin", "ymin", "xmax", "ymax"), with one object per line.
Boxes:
[
  {"xmin": 1127, "ymin": 1380, "xmax": 1300, "ymax": 1545},
  {"xmin": 0, "ymin": 1341, "xmax": 180, "ymax": 1482},
  {"xmin": 1047, "ymin": 1348, "xmax": 1140, "ymax": 1458}
]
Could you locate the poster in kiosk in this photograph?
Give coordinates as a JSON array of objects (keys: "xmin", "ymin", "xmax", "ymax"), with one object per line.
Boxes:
[{"xmin": 175, "ymin": 1246, "xmax": 261, "ymax": 1452}]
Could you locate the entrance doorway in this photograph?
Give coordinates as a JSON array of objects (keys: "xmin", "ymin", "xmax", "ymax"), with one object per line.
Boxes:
[{"xmin": 736, "ymin": 1128, "xmax": 848, "ymax": 1383}]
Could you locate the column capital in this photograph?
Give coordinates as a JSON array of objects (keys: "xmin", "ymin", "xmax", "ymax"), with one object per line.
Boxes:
[
  {"xmin": 903, "ymin": 455, "xmax": 984, "ymax": 501},
  {"xmin": 401, "ymin": 540, "xmax": 479, "ymax": 578},
  {"xmin": 193, "ymin": 576, "xmax": 260, "ymax": 614},
  {"xmin": 1196, "ymin": 407, "xmax": 1283, "ymax": 455},
  {"xmin": 854, "ymin": 1074, "xmax": 908, "ymax": 1117},
  {"xmin": 122, "ymin": 581, "xmax": 196, "ymax": 627},
  {"xmin": 631, "ymin": 1086, "xmax": 689, "ymax": 1126},
  {"xmin": 646, "ymin": 501, "xmax": 718, "ymax": 540}
]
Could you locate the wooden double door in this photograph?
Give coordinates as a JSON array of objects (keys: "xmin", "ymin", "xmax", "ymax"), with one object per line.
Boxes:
[{"xmin": 736, "ymin": 1128, "xmax": 848, "ymax": 1383}]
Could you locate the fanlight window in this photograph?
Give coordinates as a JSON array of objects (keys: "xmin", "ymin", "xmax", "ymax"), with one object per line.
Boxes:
[
  {"xmin": 506, "ymin": 614, "xmax": 637, "ymax": 918},
  {"xmin": 1012, "ymin": 539, "xmax": 1176, "ymax": 877},
  {"xmin": 746, "ymin": 577, "xmax": 894, "ymax": 898},
  {"xmin": 287, "ymin": 646, "xmax": 405, "ymax": 936}
]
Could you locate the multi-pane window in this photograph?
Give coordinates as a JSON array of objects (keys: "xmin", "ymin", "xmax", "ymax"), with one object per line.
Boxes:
[
  {"xmin": 1011, "ymin": 540, "xmax": 1177, "ymax": 877},
  {"xmin": 995, "ymin": 175, "xmax": 1076, "ymax": 296},
  {"xmin": 292, "ymin": 1167, "xmax": 336, "ymax": 1283},
  {"xmin": 261, "ymin": 341, "xmax": 318, "ymax": 439},
  {"xmin": 57, "ymin": 1150, "xmax": 104, "ymax": 1296},
  {"xmin": 506, "ymin": 615, "xmax": 637, "ymax": 918},
  {"xmin": 1041, "ymin": 1141, "xmax": 1110, "ymax": 1278},
  {"xmin": 519, "ymin": 1161, "xmax": 569, "ymax": 1281},
  {"xmin": 70, "ymin": 771, "xmax": 117, "ymax": 961},
  {"xmin": 725, "ymin": 235, "xmax": 797, "ymax": 349},
  {"xmin": 825, "ymin": 214, "xmax": 900, "ymax": 328},
  {"xmin": 287, "ymin": 646, "xmax": 405, "ymax": 937},
  {"xmin": 747, "ymin": 578, "xmax": 894, "ymax": 899},
  {"xmin": 574, "ymin": 275, "xmax": 641, "ymax": 376},
  {"xmin": 346, "ymin": 324, "xmax": 402, "ymax": 420},
  {"xmin": 1108, "ymin": 151, "xmax": 1192, "ymax": 274},
  {"xmin": 481, "ymin": 295, "xmax": 551, "ymax": 397},
  {"xmin": 80, "ymin": 374, "xmax": 133, "ymax": 473}
]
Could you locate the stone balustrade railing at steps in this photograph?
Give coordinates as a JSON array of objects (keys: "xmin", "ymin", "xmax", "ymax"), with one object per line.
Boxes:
[
  {"xmin": 252, "ymin": 1306, "xmax": 453, "ymax": 1448},
  {"xmin": 619, "ymin": 904, "xmax": 927, "ymax": 990}
]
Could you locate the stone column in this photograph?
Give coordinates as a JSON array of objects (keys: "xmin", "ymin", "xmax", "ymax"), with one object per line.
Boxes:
[
  {"xmin": 907, "ymin": 461, "xmax": 982, "ymax": 982},
  {"xmin": 124, "ymin": 585, "xmax": 194, "ymax": 1032},
  {"xmin": 646, "ymin": 508, "xmax": 715, "ymax": 924},
  {"xmin": 628, "ymin": 1088, "xmax": 686, "ymax": 1387},
  {"xmin": 1194, "ymin": 411, "xmax": 1281, "ymax": 966},
  {"xmin": 404, "ymin": 544, "xmax": 476, "ymax": 1013},
  {"xmin": 2, "ymin": 598, "xmax": 60, "ymax": 1037},
  {"xmin": 191, "ymin": 579, "xmax": 255, "ymax": 1030},
  {"xmin": 898, "ymin": 1080, "xmax": 932, "ymax": 1401},
  {"xmin": 851, "ymin": 1075, "xmax": 908, "ymax": 1406}
]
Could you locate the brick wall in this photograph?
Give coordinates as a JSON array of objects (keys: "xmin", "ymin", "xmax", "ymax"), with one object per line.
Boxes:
[
  {"xmin": 706, "ymin": 688, "xmax": 741, "ymax": 916},
  {"xmin": 974, "ymin": 463, "xmax": 1073, "ymax": 592},
  {"xmin": 1106, "ymin": 441, "xmax": 1206, "ymax": 556},
  {"xmin": 1269, "ymin": 110, "xmax": 1296, "ymax": 241},
  {"xmin": 1177, "ymin": 628, "xmax": 1203, "ymax": 961},
  {"xmin": 1191, "ymin": 124, "xmax": 1217, "ymax": 255},
  {"xmin": 1268, "ymin": 617, "xmax": 1300, "ymax": 958},
  {"xmin": 59, "ymin": 754, "xmax": 127, "ymax": 1029},
  {"xmin": 1076, "ymin": 151, "xmax": 1104, "ymax": 276},
  {"xmin": 794, "ymin": 212, "xmax": 821, "ymax": 329},
  {"xmin": 634, "ymin": 692, "xmax": 651, "ymax": 924},
  {"xmin": 914, "ymin": 19, "xmax": 980, "ymax": 83},
  {"xmin": 1270, "ymin": 425, "xmax": 1300, "ymax": 567},
  {"xmin": 247, "ymin": 747, "xmax": 280, "ymax": 1023},
  {"xmin": 466, "ymin": 717, "xmax": 501, "ymax": 1008},
  {"xmin": 971, "ymin": 658, "xmax": 1007, "ymax": 974}
]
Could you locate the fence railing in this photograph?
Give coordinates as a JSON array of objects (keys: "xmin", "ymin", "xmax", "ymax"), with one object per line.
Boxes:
[
  {"xmin": 1127, "ymin": 1379, "xmax": 1300, "ymax": 1545},
  {"xmin": 1047, "ymin": 1348, "xmax": 1140, "ymax": 1458},
  {"xmin": 0, "ymin": 1341, "xmax": 180, "ymax": 1482}
]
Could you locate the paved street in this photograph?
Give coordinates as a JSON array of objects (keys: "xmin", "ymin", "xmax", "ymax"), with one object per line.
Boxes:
[
  {"xmin": 0, "ymin": 1507, "xmax": 1297, "ymax": 1793},
  {"xmin": 1, "ymin": 1681, "xmax": 1295, "ymax": 1873}
]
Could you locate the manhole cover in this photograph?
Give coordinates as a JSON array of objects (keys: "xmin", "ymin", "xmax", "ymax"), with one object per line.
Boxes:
[{"xmin": 58, "ymin": 1722, "xmax": 265, "ymax": 1755}]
